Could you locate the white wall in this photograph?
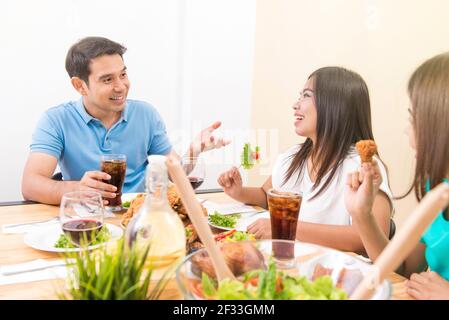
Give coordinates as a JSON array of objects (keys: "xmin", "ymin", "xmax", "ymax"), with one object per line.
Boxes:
[
  {"xmin": 174, "ymin": 0, "xmax": 257, "ymax": 189},
  {"xmin": 0, "ymin": 0, "xmax": 256, "ymax": 201}
]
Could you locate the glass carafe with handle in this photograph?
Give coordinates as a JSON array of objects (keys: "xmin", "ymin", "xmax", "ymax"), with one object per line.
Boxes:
[{"xmin": 125, "ymin": 155, "xmax": 186, "ymax": 276}]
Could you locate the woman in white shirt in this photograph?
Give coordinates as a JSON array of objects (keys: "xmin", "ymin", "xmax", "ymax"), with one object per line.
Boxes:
[{"xmin": 217, "ymin": 66, "xmax": 393, "ymax": 254}]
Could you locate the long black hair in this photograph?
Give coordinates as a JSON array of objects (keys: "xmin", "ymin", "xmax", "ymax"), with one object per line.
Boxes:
[{"xmin": 283, "ymin": 67, "xmax": 379, "ymax": 199}]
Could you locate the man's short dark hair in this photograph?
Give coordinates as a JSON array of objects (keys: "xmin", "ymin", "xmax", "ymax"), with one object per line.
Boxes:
[{"xmin": 65, "ymin": 37, "xmax": 127, "ymax": 84}]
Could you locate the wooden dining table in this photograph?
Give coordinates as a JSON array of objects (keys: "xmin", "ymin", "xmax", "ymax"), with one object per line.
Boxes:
[{"xmin": 0, "ymin": 192, "xmax": 413, "ymax": 300}]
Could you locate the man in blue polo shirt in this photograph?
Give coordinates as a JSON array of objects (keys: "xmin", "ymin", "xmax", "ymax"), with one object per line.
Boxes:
[{"xmin": 22, "ymin": 37, "xmax": 229, "ymax": 205}]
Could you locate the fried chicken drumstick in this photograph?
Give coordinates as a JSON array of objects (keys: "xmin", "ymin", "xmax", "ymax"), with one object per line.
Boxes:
[{"xmin": 355, "ymin": 140, "xmax": 377, "ymax": 163}]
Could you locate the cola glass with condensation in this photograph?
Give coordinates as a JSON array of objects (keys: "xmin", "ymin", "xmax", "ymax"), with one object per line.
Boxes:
[
  {"xmin": 100, "ymin": 154, "xmax": 126, "ymax": 212},
  {"xmin": 267, "ymin": 189, "xmax": 302, "ymax": 268}
]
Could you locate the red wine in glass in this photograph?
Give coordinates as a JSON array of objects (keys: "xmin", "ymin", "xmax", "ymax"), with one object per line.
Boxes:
[
  {"xmin": 188, "ymin": 177, "xmax": 204, "ymax": 190},
  {"xmin": 62, "ymin": 219, "xmax": 103, "ymax": 246}
]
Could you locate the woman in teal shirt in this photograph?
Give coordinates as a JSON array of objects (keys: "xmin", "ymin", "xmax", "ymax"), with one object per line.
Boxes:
[{"xmin": 345, "ymin": 52, "xmax": 449, "ymax": 299}]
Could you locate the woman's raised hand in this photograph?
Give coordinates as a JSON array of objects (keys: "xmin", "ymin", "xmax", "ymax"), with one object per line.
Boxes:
[
  {"xmin": 344, "ymin": 160, "xmax": 383, "ymax": 221},
  {"xmin": 217, "ymin": 166, "xmax": 243, "ymax": 199}
]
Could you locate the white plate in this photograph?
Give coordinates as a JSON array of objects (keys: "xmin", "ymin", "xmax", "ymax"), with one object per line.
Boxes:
[
  {"xmin": 208, "ymin": 211, "xmax": 270, "ymax": 231},
  {"xmin": 24, "ymin": 223, "xmax": 123, "ymax": 253},
  {"xmin": 298, "ymin": 251, "xmax": 391, "ymax": 300}
]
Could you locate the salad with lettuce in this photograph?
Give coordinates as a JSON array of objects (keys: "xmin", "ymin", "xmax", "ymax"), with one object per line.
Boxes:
[
  {"xmin": 208, "ymin": 211, "xmax": 241, "ymax": 228},
  {"xmin": 54, "ymin": 225, "xmax": 111, "ymax": 249},
  {"xmin": 194, "ymin": 260, "xmax": 347, "ymax": 300}
]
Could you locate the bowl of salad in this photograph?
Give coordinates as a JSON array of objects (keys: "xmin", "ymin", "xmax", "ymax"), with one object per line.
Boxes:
[{"xmin": 175, "ymin": 239, "xmax": 391, "ymax": 300}]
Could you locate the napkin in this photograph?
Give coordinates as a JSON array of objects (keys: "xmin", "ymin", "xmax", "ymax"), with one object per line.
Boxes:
[
  {"xmin": 0, "ymin": 259, "xmax": 68, "ymax": 286},
  {"xmin": 202, "ymin": 201, "xmax": 262, "ymax": 215},
  {"xmin": 2, "ymin": 219, "xmax": 60, "ymax": 234}
]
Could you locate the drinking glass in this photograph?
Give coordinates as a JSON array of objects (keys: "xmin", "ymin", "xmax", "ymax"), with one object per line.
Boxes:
[
  {"xmin": 100, "ymin": 154, "xmax": 127, "ymax": 212},
  {"xmin": 60, "ymin": 191, "xmax": 105, "ymax": 247},
  {"xmin": 267, "ymin": 189, "xmax": 302, "ymax": 269},
  {"xmin": 181, "ymin": 156, "xmax": 205, "ymax": 190}
]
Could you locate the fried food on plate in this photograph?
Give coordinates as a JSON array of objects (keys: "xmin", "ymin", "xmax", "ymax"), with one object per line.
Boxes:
[
  {"xmin": 191, "ymin": 242, "xmax": 266, "ymax": 279},
  {"xmin": 121, "ymin": 183, "xmax": 208, "ymax": 228},
  {"xmin": 120, "ymin": 193, "xmax": 145, "ymax": 227},
  {"xmin": 355, "ymin": 140, "xmax": 377, "ymax": 163},
  {"xmin": 121, "ymin": 184, "xmax": 208, "ymax": 252},
  {"xmin": 121, "ymin": 184, "xmax": 256, "ymax": 254}
]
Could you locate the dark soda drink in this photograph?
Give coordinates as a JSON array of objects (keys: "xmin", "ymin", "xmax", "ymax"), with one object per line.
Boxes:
[
  {"xmin": 101, "ymin": 155, "xmax": 126, "ymax": 208},
  {"xmin": 267, "ymin": 189, "xmax": 302, "ymax": 261},
  {"xmin": 62, "ymin": 219, "xmax": 103, "ymax": 246}
]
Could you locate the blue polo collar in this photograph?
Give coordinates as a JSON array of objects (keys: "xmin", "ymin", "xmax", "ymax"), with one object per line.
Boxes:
[{"xmin": 75, "ymin": 98, "xmax": 129, "ymax": 124}]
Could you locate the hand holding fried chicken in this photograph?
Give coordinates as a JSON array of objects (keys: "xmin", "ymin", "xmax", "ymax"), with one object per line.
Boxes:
[{"xmin": 345, "ymin": 140, "xmax": 382, "ymax": 221}]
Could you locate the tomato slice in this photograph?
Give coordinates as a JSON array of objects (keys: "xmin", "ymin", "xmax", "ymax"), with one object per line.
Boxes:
[
  {"xmin": 248, "ymin": 277, "xmax": 259, "ymax": 286},
  {"xmin": 214, "ymin": 229, "xmax": 236, "ymax": 241}
]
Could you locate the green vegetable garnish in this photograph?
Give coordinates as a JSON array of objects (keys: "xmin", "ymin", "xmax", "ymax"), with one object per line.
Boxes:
[
  {"xmin": 122, "ymin": 201, "xmax": 131, "ymax": 208},
  {"xmin": 201, "ymin": 273, "xmax": 217, "ymax": 297},
  {"xmin": 240, "ymin": 143, "xmax": 261, "ymax": 170},
  {"xmin": 208, "ymin": 211, "xmax": 240, "ymax": 228},
  {"xmin": 227, "ymin": 231, "xmax": 255, "ymax": 242},
  {"xmin": 185, "ymin": 227, "xmax": 193, "ymax": 238},
  {"xmin": 54, "ymin": 225, "xmax": 111, "ymax": 249},
  {"xmin": 54, "ymin": 233, "xmax": 74, "ymax": 248}
]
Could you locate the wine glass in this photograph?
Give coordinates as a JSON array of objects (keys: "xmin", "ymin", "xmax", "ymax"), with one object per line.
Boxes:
[
  {"xmin": 60, "ymin": 191, "xmax": 105, "ymax": 247},
  {"xmin": 181, "ymin": 156, "xmax": 205, "ymax": 190}
]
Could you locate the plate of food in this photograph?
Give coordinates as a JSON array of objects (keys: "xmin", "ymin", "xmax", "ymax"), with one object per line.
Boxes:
[
  {"xmin": 120, "ymin": 192, "xmax": 145, "ymax": 210},
  {"xmin": 120, "ymin": 185, "xmax": 209, "ymax": 249},
  {"xmin": 176, "ymin": 239, "xmax": 391, "ymax": 300},
  {"xmin": 187, "ymin": 226, "xmax": 256, "ymax": 250},
  {"xmin": 298, "ymin": 251, "xmax": 391, "ymax": 299},
  {"xmin": 120, "ymin": 186, "xmax": 259, "ymax": 254},
  {"xmin": 23, "ymin": 223, "xmax": 123, "ymax": 253},
  {"xmin": 207, "ymin": 210, "xmax": 270, "ymax": 232},
  {"xmin": 120, "ymin": 185, "xmax": 208, "ymax": 226}
]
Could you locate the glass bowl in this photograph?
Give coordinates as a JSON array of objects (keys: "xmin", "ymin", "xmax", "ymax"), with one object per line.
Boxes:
[{"xmin": 175, "ymin": 239, "xmax": 391, "ymax": 300}]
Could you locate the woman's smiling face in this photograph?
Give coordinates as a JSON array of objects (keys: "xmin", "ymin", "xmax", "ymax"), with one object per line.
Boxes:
[{"xmin": 292, "ymin": 77, "xmax": 317, "ymax": 141}]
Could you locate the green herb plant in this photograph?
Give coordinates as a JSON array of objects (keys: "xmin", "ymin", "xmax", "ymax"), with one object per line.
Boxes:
[{"xmin": 58, "ymin": 237, "xmax": 172, "ymax": 300}]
